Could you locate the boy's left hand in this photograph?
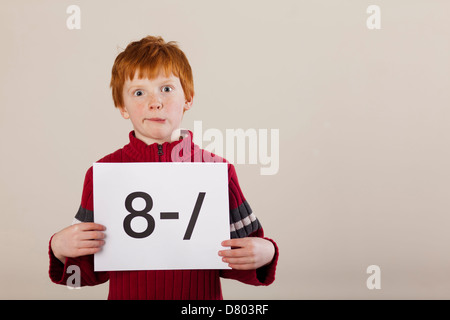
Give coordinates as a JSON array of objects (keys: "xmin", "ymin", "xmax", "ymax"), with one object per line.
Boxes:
[{"xmin": 219, "ymin": 237, "xmax": 275, "ymax": 270}]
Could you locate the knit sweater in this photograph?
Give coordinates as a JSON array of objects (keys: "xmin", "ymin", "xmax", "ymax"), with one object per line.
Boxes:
[{"xmin": 48, "ymin": 130, "xmax": 278, "ymax": 300}]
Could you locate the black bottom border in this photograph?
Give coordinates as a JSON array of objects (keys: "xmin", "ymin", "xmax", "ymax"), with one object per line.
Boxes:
[{"xmin": 1, "ymin": 299, "xmax": 443, "ymax": 318}]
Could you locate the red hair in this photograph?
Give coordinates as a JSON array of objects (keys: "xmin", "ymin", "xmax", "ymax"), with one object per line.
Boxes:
[{"xmin": 110, "ymin": 36, "xmax": 194, "ymax": 108}]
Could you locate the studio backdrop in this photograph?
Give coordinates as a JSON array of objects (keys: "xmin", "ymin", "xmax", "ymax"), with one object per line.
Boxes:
[{"xmin": 1, "ymin": 0, "xmax": 449, "ymax": 299}]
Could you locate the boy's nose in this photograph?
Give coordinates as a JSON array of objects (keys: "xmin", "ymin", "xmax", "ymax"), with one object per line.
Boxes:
[
  {"xmin": 148, "ymin": 96, "xmax": 162, "ymax": 110},
  {"xmin": 149, "ymin": 103, "xmax": 162, "ymax": 110}
]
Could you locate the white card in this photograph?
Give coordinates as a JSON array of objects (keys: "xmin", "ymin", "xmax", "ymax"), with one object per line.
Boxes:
[{"xmin": 93, "ymin": 162, "xmax": 230, "ymax": 271}]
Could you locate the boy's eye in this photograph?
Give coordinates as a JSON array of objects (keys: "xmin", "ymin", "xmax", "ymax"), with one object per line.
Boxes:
[
  {"xmin": 133, "ymin": 90, "xmax": 144, "ymax": 97},
  {"xmin": 162, "ymin": 86, "xmax": 173, "ymax": 93}
]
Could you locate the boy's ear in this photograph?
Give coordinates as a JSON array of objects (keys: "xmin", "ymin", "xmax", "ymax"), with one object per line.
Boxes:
[
  {"xmin": 118, "ymin": 106, "xmax": 130, "ymax": 119},
  {"xmin": 183, "ymin": 95, "xmax": 194, "ymax": 112}
]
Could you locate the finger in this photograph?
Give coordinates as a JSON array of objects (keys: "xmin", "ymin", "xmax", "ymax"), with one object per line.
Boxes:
[
  {"xmin": 221, "ymin": 238, "xmax": 248, "ymax": 248},
  {"xmin": 77, "ymin": 247, "xmax": 103, "ymax": 256},
  {"xmin": 227, "ymin": 263, "xmax": 256, "ymax": 270},
  {"xmin": 78, "ymin": 223, "xmax": 106, "ymax": 231},
  {"xmin": 222, "ymin": 256, "xmax": 255, "ymax": 265},
  {"xmin": 80, "ymin": 231, "xmax": 106, "ymax": 241},
  {"xmin": 218, "ymin": 248, "xmax": 248, "ymax": 258},
  {"xmin": 77, "ymin": 239, "xmax": 105, "ymax": 249},
  {"xmin": 84, "ymin": 239, "xmax": 105, "ymax": 248}
]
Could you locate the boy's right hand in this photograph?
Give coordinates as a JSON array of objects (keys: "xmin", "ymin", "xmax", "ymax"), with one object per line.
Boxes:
[{"xmin": 51, "ymin": 223, "xmax": 106, "ymax": 264}]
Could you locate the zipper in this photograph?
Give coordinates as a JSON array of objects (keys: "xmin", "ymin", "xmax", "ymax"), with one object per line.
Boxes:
[{"xmin": 157, "ymin": 144, "xmax": 163, "ymax": 160}]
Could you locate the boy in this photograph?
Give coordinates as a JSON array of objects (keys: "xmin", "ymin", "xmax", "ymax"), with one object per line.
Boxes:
[{"xmin": 49, "ymin": 36, "xmax": 278, "ymax": 300}]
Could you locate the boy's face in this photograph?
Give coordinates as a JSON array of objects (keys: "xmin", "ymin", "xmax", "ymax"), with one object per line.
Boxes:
[{"xmin": 119, "ymin": 70, "xmax": 193, "ymax": 145}]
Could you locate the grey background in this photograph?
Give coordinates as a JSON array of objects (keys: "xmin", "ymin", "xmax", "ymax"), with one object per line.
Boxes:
[{"xmin": 1, "ymin": 0, "xmax": 449, "ymax": 299}]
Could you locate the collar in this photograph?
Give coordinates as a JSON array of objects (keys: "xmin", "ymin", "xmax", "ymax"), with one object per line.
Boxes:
[{"xmin": 123, "ymin": 130, "xmax": 196, "ymax": 162}]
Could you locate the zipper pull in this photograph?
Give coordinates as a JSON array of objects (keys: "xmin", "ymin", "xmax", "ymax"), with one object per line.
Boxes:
[{"xmin": 157, "ymin": 144, "xmax": 163, "ymax": 155}]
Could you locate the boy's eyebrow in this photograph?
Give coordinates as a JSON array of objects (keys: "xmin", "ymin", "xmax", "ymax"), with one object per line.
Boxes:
[{"xmin": 125, "ymin": 77, "xmax": 178, "ymax": 88}]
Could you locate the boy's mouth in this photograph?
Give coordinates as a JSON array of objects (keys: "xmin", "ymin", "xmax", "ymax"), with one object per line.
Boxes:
[{"xmin": 146, "ymin": 117, "xmax": 166, "ymax": 123}]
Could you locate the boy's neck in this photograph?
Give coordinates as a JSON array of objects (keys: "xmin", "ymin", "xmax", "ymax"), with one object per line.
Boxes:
[
  {"xmin": 134, "ymin": 128, "xmax": 185, "ymax": 146},
  {"xmin": 134, "ymin": 133, "xmax": 168, "ymax": 146}
]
